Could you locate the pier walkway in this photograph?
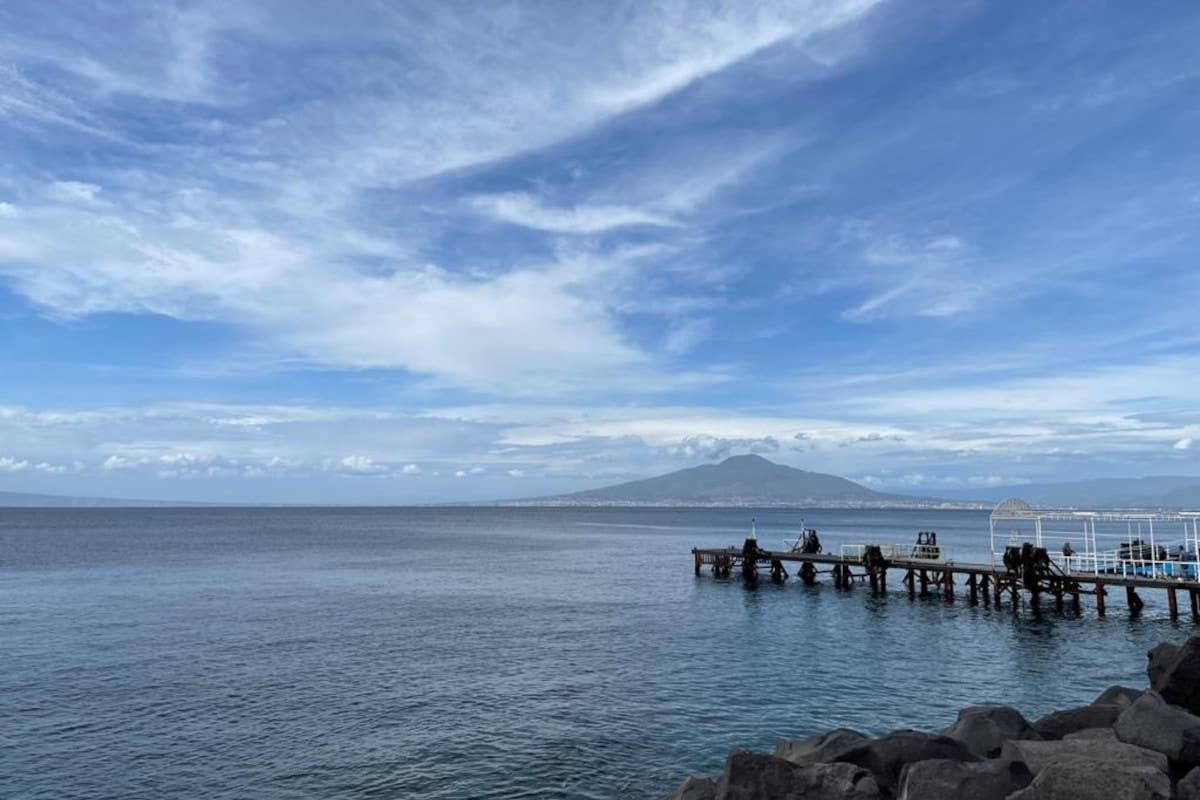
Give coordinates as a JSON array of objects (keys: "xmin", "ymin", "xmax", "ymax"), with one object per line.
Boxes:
[{"xmin": 692, "ymin": 499, "xmax": 1200, "ymax": 620}]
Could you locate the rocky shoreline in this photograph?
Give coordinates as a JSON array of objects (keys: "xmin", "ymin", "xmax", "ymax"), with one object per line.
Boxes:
[{"xmin": 665, "ymin": 635, "xmax": 1200, "ymax": 800}]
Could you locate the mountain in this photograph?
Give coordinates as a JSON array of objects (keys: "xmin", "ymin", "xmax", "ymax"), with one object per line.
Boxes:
[
  {"xmin": 935, "ymin": 476, "xmax": 1200, "ymax": 509},
  {"xmin": 526, "ymin": 454, "xmax": 954, "ymax": 507},
  {"xmin": 0, "ymin": 490, "xmax": 204, "ymax": 508}
]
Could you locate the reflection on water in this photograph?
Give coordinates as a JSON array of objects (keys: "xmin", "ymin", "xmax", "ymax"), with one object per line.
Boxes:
[{"xmin": 1, "ymin": 506, "xmax": 1192, "ymax": 800}]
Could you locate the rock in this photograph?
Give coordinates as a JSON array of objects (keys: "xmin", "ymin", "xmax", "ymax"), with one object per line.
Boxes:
[
  {"xmin": 1032, "ymin": 703, "xmax": 1122, "ymax": 739},
  {"xmin": 1092, "ymin": 685, "xmax": 1145, "ymax": 708},
  {"xmin": 715, "ymin": 750, "xmax": 880, "ymax": 800},
  {"xmin": 665, "ymin": 775, "xmax": 717, "ymax": 800},
  {"xmin": 1062, "ymin": 728, "xmax": 1116, "ymax": 742},
  {"xmin": 1178, "ymin": 766, "xmax": 1200, "ymax": 800},
  {"xmin": 896, "ymin": 756, "xmax": 1031, "ymax": 800},
  {"xmin": 775, "ymin": 728, "xmax": 868, "ymax": 767},
  {"xmin": 1114, "ymin": 691, "xmax": 1200, "ymax": 768},
  {"xmin": 831, "ymin": 730, "xmax": 978, "ymax": 792},
  {"xmin": 1001, "ymin": 737, "xmax": 1168, "ymax": 777},
  {"xmin": 1007, "ymin": 762, "xmax": 1171, "ymax": 800},
  {"xmin": 1147, "ymin": 641, "xmax": 1182, "ymax": 688},
  {"xmin": 940, "ymin": 705, "xmax": 1040, "ymax": 758},
  {"xmin": 1152, "ymin": 636, "xmax": 1200, "ymax": 716}
]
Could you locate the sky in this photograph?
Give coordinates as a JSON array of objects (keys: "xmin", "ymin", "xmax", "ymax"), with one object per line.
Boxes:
[{"xmin": 1, "ymin": 0, "xmax": 1199, "ymax": 504}]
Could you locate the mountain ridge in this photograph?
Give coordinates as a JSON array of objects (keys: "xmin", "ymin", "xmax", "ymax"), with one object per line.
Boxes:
[{"xmin": 517, "ymin": 454, "xmax": 963, "ymax": 508}]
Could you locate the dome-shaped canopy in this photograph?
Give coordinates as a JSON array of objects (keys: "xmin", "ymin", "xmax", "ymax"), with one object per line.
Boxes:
[{"xmin": 991, "ymin": 497, "xmax": 1035, "ymax": 518}]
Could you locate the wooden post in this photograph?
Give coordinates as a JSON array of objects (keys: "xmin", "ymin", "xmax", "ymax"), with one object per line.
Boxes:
[
  {"xmin": 904, "ymin": 569, "xmax": 915, "ymax": 598},
  {"xmin": 1126, "ymin": 585, "xmax": 1144, "ymax": 615},
  {"xmin": 968, "ymin": 573, "xmax": 978, "ymax": 605},
  {"xmin": 994, "ymin": 575, "xmax": 1003, "ymax": 605},
  {"xmin": 694, "ymin": 551, "xmax": 702, "ymax": 576},
  {"xmin": 919, "ymin": 569, "xmax": 929, "ymax": 596},
  {"xmin": 1168, "ymin": 587, "xmax": 1179, "ymax": 620},
  {"xmin": 1095, "ymin": 581, "xmax": 1106, "ymax": 616},
  {"xmin": 880, "ymin": 568, "xmax": 887, "ymax": 591},
  {"xmin": 1191, "ymin": 589, "xmax": 1199, "ymax": 621},
  {"xmin": 981, "ymin": 574, "xmax": 991, "ymax": 607},
  {"xmin": 943, "ymin": 570, "xmax": 954, "ymax": 602}
]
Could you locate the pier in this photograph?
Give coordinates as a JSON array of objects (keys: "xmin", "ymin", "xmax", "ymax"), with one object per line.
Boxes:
[{"xmin": 692, "ymin": 499, "xmax": 1200, "ymax": 620}]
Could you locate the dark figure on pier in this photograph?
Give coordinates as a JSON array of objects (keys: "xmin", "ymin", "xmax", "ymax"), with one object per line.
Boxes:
[
  {"xmin": 801, "ymin": 529, "xmax": 822, "ymax": 554},
  {"xmin": 1062, "ymin": 541, "xmax": 1075, "ymax": 558}
]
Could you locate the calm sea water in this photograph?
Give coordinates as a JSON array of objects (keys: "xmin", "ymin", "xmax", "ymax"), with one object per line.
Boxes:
[{"xmin": 2, "ymin": 507, "xmax": 1194, "ymax": 799}]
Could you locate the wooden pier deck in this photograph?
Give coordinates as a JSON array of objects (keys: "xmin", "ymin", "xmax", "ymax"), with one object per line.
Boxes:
[{"xmin": 692, "ymin": 542, "xmax": 1200, "ymax": 620}]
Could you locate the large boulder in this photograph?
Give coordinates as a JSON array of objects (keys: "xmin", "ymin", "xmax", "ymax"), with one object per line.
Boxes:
[
  {"xmin": 940, "ymin": 705, "xmax": 1040, "ymax": 758},
  {"xmin": 1006, "ymin": 762, "xmax": 1171, "ymax": 800},
  {"xmin": 896, "ymin": 755, "xmax": 1031, "ymax": 800},
  {"xmin": 1062, "ymin": 728, "xmax": 1117, "ymax": 742},
  {"xmin": 715, "ymin": 750, "xmax": 880, "ymax": 800},
  {"xmin": 665, "ymin": 775, "xmax": 718, "ymax": 800},
  {"xmin": 831, "ymin": 730, "xmax": 978, "ymax": 792},
  {"xmin": 775, "ymin": 729, "xmax": 868, "ymax": 767},
  {"xmin": 1001, "ymin": 737, "xmax": 1168, "ymax": 777},
  {"xmin": 1147, "ymin": 641, "xmax": 1182, "ymax": 688},
  {"xmin": 1092, "ymin": 685, "xmax": 1145, "ymax": 708},
  {"xmin": 1114, "ymin": 691, "xmax": 1200, "ymax": 768},
  {"xmin": 1151, "ymin": 636, "xmax": 1200, "ymax": 716},
  {"xmin": 1178, "ymin": 766, "xmax": 1200, "ymax": 800},
  {"xmin": 1032, "ymin": 703, "xmax": 1122, "ymax": 739}
]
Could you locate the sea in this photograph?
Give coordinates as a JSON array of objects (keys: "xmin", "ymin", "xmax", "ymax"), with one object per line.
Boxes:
[{"xmin": 2, "ymin": 506, "xmax": 1193, "ymax": 799}]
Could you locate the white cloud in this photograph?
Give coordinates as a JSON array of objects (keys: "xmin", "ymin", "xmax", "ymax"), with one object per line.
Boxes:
[
  {"xmin": 0, "ymin": 456, "xmax": 29, "ymax": 472},
  {"xmin": 507, "ymin": 468, "xmax": 526, "ymax": 477},
  {"xmin": 0, "ymin": 1, "xmax": 884, "ymax": 394},
  {"xmin": 338, "ymin": 455, "xmax": 387, "ymax": 475},
  {"xmin": 1175, "ymin": 438, "xmax": 1193, "ymax": 451},
  {"xmin": 401, "ymin": 463, "xmax": 421, "ymax": 475},
  {"xmin": 47, "ymin": 180, "xmax": 102, "ymax": 203},
  {"xmin": 469, "ymin": 193, "xmax": 676, "ymax": 234}
]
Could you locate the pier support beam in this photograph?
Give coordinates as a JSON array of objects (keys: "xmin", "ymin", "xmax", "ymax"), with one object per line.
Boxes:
[
  {"xmin": 799, "ymin": 561, "xmax": 816, "ymax": 586},
  {"xmin": 1191, "ymin": 589, "xmax": 1200, "ymax": 622},
  {"xmin": 943, "ymin": 570, "xmax": 954, "ymax": 602},
  {"xmin": 694, "ymin": 552, "xmax": 702, "ymax": 576},
  {"xmin": 1168, "ymin": 587, "xmax": 1179, "ymax": 620},
  {"xmin": 1095, "ymin": 581, "xmax": 1106, "ymax": 616},
  {"xmin": 919, "ymin": 569, "xmax": 929, "ymax": 596},
  {"xmin": 1126, "ymin": 586, "xmax": 1144, "ymax": 615},
  {"xmin": 967, "ymin": 573, "xmax": 978, "ymax": 606}
]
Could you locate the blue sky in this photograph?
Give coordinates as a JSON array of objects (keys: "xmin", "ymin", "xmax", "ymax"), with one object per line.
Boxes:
[{"xmin": 1, "ymin": 0, "xmax": 1199, "ymax": 503}]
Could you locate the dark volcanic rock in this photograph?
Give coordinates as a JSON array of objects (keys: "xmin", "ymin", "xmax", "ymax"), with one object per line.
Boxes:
[
  {"xmin": 1001, "ymin": 737, "xmax": 1168, "ymax": 777},
  {"xmin": 775, "ymin": 728, "xmax": 868, "ymax": 767},
  {"xmin": 1151, "ymin": 635, "xmax": 1200, "ymax": 716},
  {"xmin": 715, "ymin": 750, "xmax": 880, "ymax": 800},
  {"xmin": 665, "ymin": 775, "xmax": 718, "ymax": 800},
  {"xmin": 1178, "ymin": 766, "xmax": 1200, "ymax": 800},
  {"xmin": 1148, "ymin": 641, "xmax": 1183, "ymax": 688},
  {"xmin": 1006, "ymin": 762, "xmax": 1171, "ymax": 800},
  {"xmin": 831, "ymin": 730, "xmax": 978, "ymax": 792},
  {"xmin": 940, "ymin": 705, "xmax": 1039, "ymax": 758},
  {"xmin": 1114, "ymin": 691, "xmax": 1200, "ymax": 769},
  {"xmin": 1032, "ymin": 703, "xmax": 1122, "ymax": 739},
  {"xmin": 1092, "ymin": 685, "xmax": 1145, "ymax": 708},
  {"xmin": 896, "ymin": 755, "xmax": 1031, "ymax": 800},
  {"xmin": 1062, "ymin": 728, "xmax": 1117, "ymax": 742}
]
